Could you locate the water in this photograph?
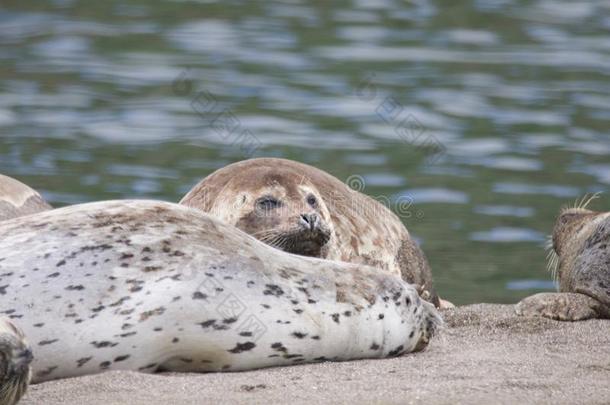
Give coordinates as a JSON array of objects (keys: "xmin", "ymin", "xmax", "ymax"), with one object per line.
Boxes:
[{"xmin": 1, "ymin": 0, "xmax": 609, "ymax": 305}]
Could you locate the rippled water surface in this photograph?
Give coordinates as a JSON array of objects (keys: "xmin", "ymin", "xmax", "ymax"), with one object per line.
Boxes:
[{"xmin": 1, "ymin": 0, "xmax": 609, "ymax": 304}]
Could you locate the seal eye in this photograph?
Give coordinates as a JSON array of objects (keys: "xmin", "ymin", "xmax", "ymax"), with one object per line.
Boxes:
[
  {"xmin": 257, "ymin": 196, "xmax": 280, "ymax": 210},
  {"xmin": 306, "ymin": 194, "xmax": 318, "ymax": 208}
]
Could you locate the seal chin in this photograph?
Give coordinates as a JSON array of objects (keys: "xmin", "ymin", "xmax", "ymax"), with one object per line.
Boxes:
[{"xmin": 274, "ymin": 228, "xmax": 331, "ymax": 257}]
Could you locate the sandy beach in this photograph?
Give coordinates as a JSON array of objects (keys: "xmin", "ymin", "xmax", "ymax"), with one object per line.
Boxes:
[{"xmin": 21, "ymin": 304, "xmax": 610, "ymax": 405}]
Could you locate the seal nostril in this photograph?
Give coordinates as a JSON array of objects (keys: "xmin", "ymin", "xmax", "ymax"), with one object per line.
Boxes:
[{"xmin": 300, "ymin": 213, "xmax": 318, "ymax": 231}]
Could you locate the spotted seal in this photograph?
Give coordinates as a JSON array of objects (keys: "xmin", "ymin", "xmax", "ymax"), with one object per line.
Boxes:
[
  {"xmin": 517, "ymin": 195, "xmax": 610, "ymax": 321},
  {"xmin": 0, "ymin": 174, "xmax": 52, "ymax": 221},
  {"xmin": 0, "ymin": 317, "xmax": 32, "ymax": 405},
  {"xmin": 0, "ymin": 200, "xmax": 441, "ymax": 383},
  {"xmin": 180, "ymin": 158, "xmax": 444, "ymax": 307}
]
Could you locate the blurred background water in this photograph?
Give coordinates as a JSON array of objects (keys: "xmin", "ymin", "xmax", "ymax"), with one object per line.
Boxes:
[{"xmin": 1, "ymin": 0, "xmax": 609, "ymax": 304}]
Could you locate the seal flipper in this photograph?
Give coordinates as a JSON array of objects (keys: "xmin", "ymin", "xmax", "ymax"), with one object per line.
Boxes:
[
  {"xmin": 413, "ymin": 299, "xmax": 443, "ymax": 352},
  {"xmin": 515, "ymin": 292, "xmax": 608, "ymax": 321}
]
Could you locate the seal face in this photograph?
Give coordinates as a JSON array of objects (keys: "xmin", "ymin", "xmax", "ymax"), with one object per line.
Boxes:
[
  {"xmin": 0, "ymin": 174, "xmax": 52, "ymax": 221},
  {"xmin": 517, "ymin": 195, "xmax": 610, "ymax": 321},
  {"xmin": 0, "ymin": 200, "xmax": 441, "ymax": 383},
  {"xmin": 180, "ymin": 158, "xmax": 441, "ymax": 307},
  {"xmin": 0, "ymin": 317, "xmax": 32, "ymax": 405},
  {"xmin": 214, "ymin": 171, "xmax": 333, "ymax": 258}
]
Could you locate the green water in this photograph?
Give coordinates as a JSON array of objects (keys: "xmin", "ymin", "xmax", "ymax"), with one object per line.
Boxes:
[{"xmin": 1, "ymin": 0, "xmax": 609, "ymax": 304}]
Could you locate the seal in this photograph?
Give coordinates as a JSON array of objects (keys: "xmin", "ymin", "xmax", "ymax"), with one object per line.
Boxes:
[
  {"xmin": 0, "ymin": 200, "xmax": 441, "ymax": 383},
  {"xmin": 516, "ymin": 195, "xmax": 610, "ymax": 321},
  {"xmin": 0, "ymin": 317, "xmax": 32, "ymax": 405},
  {"xmin": 0, "ymin": 174, "xmax": 52, "ymax": 221},
  {"xmin": 180, "ymin": 158, "xmax": 443, "ymax": 307}
]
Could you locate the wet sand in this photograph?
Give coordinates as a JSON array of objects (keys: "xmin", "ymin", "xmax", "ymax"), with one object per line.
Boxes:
[{"xmin": 22, "ymin": 304, "xmax": 610, "ymax": 405}]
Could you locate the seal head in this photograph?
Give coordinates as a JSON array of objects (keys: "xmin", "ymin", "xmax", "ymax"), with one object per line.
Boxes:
[
  {"xmin": 184, "ymin": 169, "xmax": 333, "ymax": 258},
  {"xmin": 517, "ymin": 195, "xmax": 610, "ymax": 320},
  {"xmin": 0, "ymin": 174, "xmax": 52, "ymax": 221},
  {"xmin": 0, "ymin": 318, "xmax": 32, "ymax": 405}
]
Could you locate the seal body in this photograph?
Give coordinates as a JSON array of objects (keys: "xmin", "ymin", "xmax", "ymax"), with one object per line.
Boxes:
[
  {"xmin": 0, "ymin": 174, "xmax": 52, "ymax": 221},
  {"xmin": 517, "ymin": 204, "xmax": 610, "ymax": 321},
  {"xmin": 0, "ymin": 317, "xmax": 32, "ymax": 405},
  {"xmin": 0, "ymin": 200, "xmax": 440, "ymax": 383},
  {"xmin": 180, "ymin": 158, "xmax": 440, "ymax": 307}
]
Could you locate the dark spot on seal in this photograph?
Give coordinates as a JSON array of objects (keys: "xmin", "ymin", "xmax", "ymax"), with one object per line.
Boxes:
[
  {"xmin": 311, "ymin": 335, "xmax": 320, "ymax": 340},
  {"xmin": 228, "ymin": 342, "xmax": 256, "ymax": 353},
  {"xmin": 331, "ymin": 313, "xmax": 340, "ymax": 323},
  {"xmin": 239, "ymin": 331, "xmax": 253, "ymax": 337},
  {"xmin": 77, "ymin": 357, "xmax": 92, "ymax": 367},
  {"xmin": 114, "ymin": 355, "xmax": 130, "ymax": 362},
  {"xmin": 199, "ymin": 319, "xmax": 216, "ymax": 328},
  {"xmin": 66, "ymin": 285, "xmax": 85, "ymax": 291},
  {"xmin": 56, "ymin": 260, "xmax": 66, "ymax": 267},
  {"xmin": 271, "ymin": 342, "xmax": 287, "ymax": 352},
  {"xmin": 91, "ymin": 341, "xmax": 118, "ymax": 348},
  {"xmin": 370, "ymin": 343, "xmax": 380, "ymax": 350},
  {"xmin": 33, "ymin": 323, "xmax": 44, "ymax": 328},
  {"xmin": 388, "ymin": 345, "xmax": 404, "ymax": 357},
  {"xmin": 378, "ymin": 314, "xmax": 384, "ymax": 320},
  {"xmin": 192, "ymin": 291, "xmax": 207, "ymax": 300},
  {"xmin": 100, "ymin": 361, "xmax": 111, "ymax": 369},
  {"xmin": 0, "ymin": 285, "xmax": 8, "ymax": 295},
  {"xmin": 343, "ymin": 311, "xmax": 352, "ymax": 317},
  {"xmin": 139, "ymin": 307, "xmax": 165, "ymax": 321},
  {"xmin": 405, "ymin": 297, "xmax": 411, "ymax": 306},
  {"xmin": 38, "ymin": 339, "xmax": 59, "ymax": 346},
  {"xmin": 223, "ymin": 317, "xmax": 238, "ymax": 324},
  {"xmin": 47, "ymin": 272, "xmax": 60, "ymax": 278},
  {"xmin": 263, "ymin": 284, "xmax": 284, "ymax": 296},
  {"xmin": 292, "ymin": 332, "xmax": 307, "ymax": 339},
  {"xmin": 172, "ymin": 337, "xmax": 179, "ymax": 343},
  {"xmin": 293, "ymin": 309, "xmax": 303, "ymax": 314}
]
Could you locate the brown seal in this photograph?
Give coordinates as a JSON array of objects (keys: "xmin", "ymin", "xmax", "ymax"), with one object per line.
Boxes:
[
  {"xmin": 516, "ymin": 195, "xmax": 610, "ymax": 320},
  {"xmin": 0, "ymin": 174, "xmax": 52, "ymax": 221},
  {"xmin": 180, "ymin": 158, "xmax": 441, "ymax": 307}
]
